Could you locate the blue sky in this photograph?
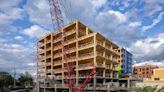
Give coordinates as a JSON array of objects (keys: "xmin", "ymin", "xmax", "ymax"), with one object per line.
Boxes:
[{"xmin": 0, "ymin": 0, "xmax": 163, "ymax": 77}]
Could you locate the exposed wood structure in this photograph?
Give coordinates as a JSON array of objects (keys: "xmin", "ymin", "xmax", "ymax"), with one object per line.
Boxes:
[{"xmin": 36, "ymin": 20, "xmax": 120, "ymax": 91}]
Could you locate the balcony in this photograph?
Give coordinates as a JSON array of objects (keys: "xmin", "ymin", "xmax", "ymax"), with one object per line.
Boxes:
[
  {"xmin": 64, "ymin": 30, "xmax": 76, "ymax": 36},
  {"xmin": 46, "ymin": 54, "xmax": 51, "ymax": 59},
  {"xmin": 66, "ymin": 47, "xmax": 76, "ymax": 53},
  {"xmin": 78, "ymin": 41, "xmax": 94, "ymax": 50},
  {"xmin": 79, "ymin": 63, "xmax": 93, "ymax": 68},
  {"xmin": 37, "ymin": 65, "xmax": 45, "ymax": 68},
  {"xmin": 97, "ymin": 63, "xmax": 104, "ymax": 68},
  {"xmin": 37, "ymin": 43, "xmax": 44, "ymax": 48},
  {"xmin": 54, "ymin": 37, "xmax": 61, "ymax": 43},
  {"xmin": 46, "ymin": 47, "xmax": 51, "ymax": 51},
  {"xmin": 54, "ymin": 45, "xmax": 62, "ymax": 51},
  {"xmin": 113, "ymin": 58, "xmax": 118, "ymax": 63},
  {"xmin": 37, "ymin": 50, "xmax": 44, "ymax": 54},
  {"xmin": 46, "ymin": 40, "xmax": 51, "ymax": 43},
  {"xmin": 54, "ymin": 60, "xmax": 62, "ymax": 66},
  {"xmin": 66, "ymin": 56, "xmax": 76, "ymax": 62},
  {"xmin": 105, "ymin": 55, "xmax": 112, "ymax": 61},
  {"xmin": 113, "ymin": 50, "xmax": 119, "ymax": 55},
  {"xmin": 37, "ymin": 57, "xmax": 44, "ymax": 62},
  {"xmin": 96, "ymin": 41, "xmax": 104, "ymax": 47},
  {"xmin": 96, "ymin": 51, "xmax": 104, "ymax": 57},
  {"xmin": 105, "ymin": 74, "xmax": 111, "ymax": 78},
  {"xmin": 78, "ymin": 52, "xmax": 94, "ymax": 60},
  {"xmin": 46, "ymin": 69, "xmax": 51, "ymax": 73},
  {"xmin": 37, "ymin": 71, "xmax": 45, "ymax": 74},
  {"xmin": 54, "ymin": 53, "xmax": 62, "ymax": 58},
  {"xmin": 46, "ymin": 62, "xmax": 51, "ymax": 66},
  {"xmin": 54, "ymin": 75, "xmax": 62, "ymax": 79},
  {"xmin": 106, "ymin": 65, "xmax": 112, "ymax": 70},
  {"xmin": 64, "ymin": 37, "xmax": 76, "ymax": 45},
  {"xmin": 54, "ymin": 68, "xmax": 62, "ymax": 74}
]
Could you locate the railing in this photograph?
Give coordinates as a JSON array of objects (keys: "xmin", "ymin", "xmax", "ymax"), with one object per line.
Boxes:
[
  {"xmin": 79, "ymin": 63, "xmax": 93, "ymax": 68},
  {"xmin": 106, "ymin": 65, "xmax": 112, "ymax": 69},
  {"xmin": 37, "ymin": 72, "xmax": 44, "ymax": 75},
  {"xmin": 96, "ymin": 72, "xmax": 103, "ymax": 77},
  {"xmin": 54, "ymin": 75, "xmax": 62, "ymax": 79},
  {"xmin": 105, "ymin": 74, "xmax": 111, "ymax": 77},
  {"xmin": 54, "ymin": 68, "xmax": 62, "ymax": 73},
  {"xmin": 37, "ymin": 65, "xmax": 45, "ymax": 68},
  {"xmin": 46, "ymin": 62, "xmax": 51, "ymax": 65},
  {"xmin": 66, "ymin": 47, "xmax": 76, "ymax": 53},
  {"xmin": 96, "ymin": 51, "xmax": 104, "ymax": 57},
  {"xmin": 79, "ymin": 52, "xmax": 94, "ymax": 58},
  {"xmin": 46, "ymin": 54, "xmax": 51, "ymax": 58},
  {"xmin": 54, "ymin": 37, "xmax": 61, "ymax": 43},
  {"xmin": 46, "ymin": 69, "xmax": 51, "ymax": 73},
  {"xmin": 54, "ymin": 45, "xmax": 62, "ymax": 51},
  {"xmin": 37, "ymin": 43, "xmax": 44, "ymax": 48},
  {"xmin": 78, "ymin": 41, "xmax": 94, "ymax": 49},
  {"xmin": 105, "ymin": 55, "xmax": 113, "ymax": 61},
  {"xmin": 97, "ymin": 63, "xmax": 104, "ymax": 67},
  {"xmin": 37, "ymin": 50, "xmax": 44, "ymax": 54},
  {"xmin": 113, "ymin": 58, "xmax": 118, "ymax": 63},
  {"xmin": 96, "ymin": 40, "xmax": 104, "ymax": 46},
  {"xmin": 46, "ymin": 47, "xmax": 51, "ymax": 51},
  {"xmin": 54, "ymin": 53, "xmax": 62, "ymax": 58},
  {"xmin": 65, "ymin": 30, "xmax": 76, "ymax": 36},
  {"xmin": 66, "ymin": 56, "xmax": 76, "ymax": 61},
  {"xmin": 97, "ymin": 41, "xmax": 120, "ymax": 55},
  {"xmin": 37, "ymin": 57, "xmax": 44, "ymax": 61},
  {"xmin": 113, "ymin": 50, "xmax": 119, "ymax": 55},
  {"xmin": 46, "ymin": 39, "xmax": 51, "ymax": 43},
  {"xmin": 54, "ymin": 60, "xmax": 62, "ymax": 65},
  {"xmin": 64, "ymin": 37, "xmax": 76, "ymax": 44}
]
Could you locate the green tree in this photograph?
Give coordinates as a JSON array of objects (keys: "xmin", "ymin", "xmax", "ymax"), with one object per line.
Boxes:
[
  {"xmin": 0, "ymin": 72, "xmax": 14, "ymax": 91},
  {"xmin": 0, "ymin": 72, "xmax": 14, "ymax": 86},
  {"xmin": 18, "ymin": 71, "xmax": 33, "ymax": 86}
]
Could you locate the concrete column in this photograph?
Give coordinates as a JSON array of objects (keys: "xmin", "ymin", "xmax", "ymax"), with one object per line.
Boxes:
[
  {"xmin": 86, "ymin": 27, "xmax": 89, "ymax": 35},
  {"xmin": 76, "ymin": 21, "xmax": 79, "ymax": 86},
  {"xmin": 93, "ymin": 76, "xmax": 96, "ymax": 92},
  {"xmin": 127, "ymin": 79, "xmax": 130, "ymax": 88}
]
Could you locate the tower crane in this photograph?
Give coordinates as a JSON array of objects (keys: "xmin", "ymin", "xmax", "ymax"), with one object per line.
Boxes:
[{"xmin": 48, "ymin": 0, "xmax": 96, "ymax": 92}]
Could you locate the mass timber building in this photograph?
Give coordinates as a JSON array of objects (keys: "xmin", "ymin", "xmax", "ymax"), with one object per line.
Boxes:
[{"xmin": 36, "ymin": 21, "xmax": 120, "ymax": 91}]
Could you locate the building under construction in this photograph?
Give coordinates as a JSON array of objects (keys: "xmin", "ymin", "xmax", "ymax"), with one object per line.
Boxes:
[{"xmin": 36, "ymin": 21, "xmax": 121, "ymax": 91}]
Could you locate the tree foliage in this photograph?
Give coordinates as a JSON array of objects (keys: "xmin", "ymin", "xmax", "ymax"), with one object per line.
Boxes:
[
  {"xmin": 18, "ymin": 71, "xmax": 33, "ymax": 86},
  {"xmin": 0, "ymin": 72, "xmax": 14, "ymax": 87}
]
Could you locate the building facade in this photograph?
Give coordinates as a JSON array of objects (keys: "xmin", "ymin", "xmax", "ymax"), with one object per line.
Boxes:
[
  {"xmin": 151, "ymin": 68, "xmax": 164, "ymax": 81},
  {"xmin": 118, "ymin": 48, "xmax": 133, "ymax": 75},
  {"xmin": 136, "ymin": 68, "xmax": 164, "ymax": 89},
  {"xmin": 36, "ymin": 21, "xmax": 120, "ymax": 90},
  {"xmin": 133, "ymin": 65, "xmax": 159, "ymax": 78}
]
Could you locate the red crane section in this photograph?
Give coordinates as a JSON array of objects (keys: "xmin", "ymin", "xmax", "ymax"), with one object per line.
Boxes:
[{"xmin": 48, "ymin": 0, "xmax": 96, "ymax": 92}]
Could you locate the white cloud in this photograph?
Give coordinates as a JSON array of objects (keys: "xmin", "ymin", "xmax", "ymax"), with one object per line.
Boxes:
[
  {"xmin": 142, "ymin": 12, "xmax": 164, "ymax": 32},
  {"xmin": 14, "ymin": 36, "xmax": 23, "ymax": 40},
  {"xmin": 27, "ymin": 63, "xmax": 36, "ymax": 66},
  {"xmin": 129, "ymin": 33, "xmax": 164, "ymax": 61},
  {"xmin": 0, "ymin": 40, "xmax": 35, "ymax": 76},
  {"xmin": 133, "ymin": 60, "xmax": 164, "ymax": 68},
  {"xmin": 0, "ymin": 0, "xmax": 24, "ymax": 31},
  {"xmin": 129, "ymin": 22, "xmax": 141, "ymax": 28},
  {"xmin": 23, "ymin": 0, "xmax": 51, "ymax": 28},
  {"xmin": 95, "ymin": 10, "xmax": 127, "ymax": 30},
  {"xmin": 90, "ymin": 0, "xmax": 107, "ymax": 8},
  {"xmin": 22, "ymin": 25, "xmax": 49, "ymax": 38}
]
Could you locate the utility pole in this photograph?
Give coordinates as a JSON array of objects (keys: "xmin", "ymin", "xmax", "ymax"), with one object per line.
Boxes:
[{"xmin": 14, "ymin": 67, "xmax": 16, "ymax": 88}]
